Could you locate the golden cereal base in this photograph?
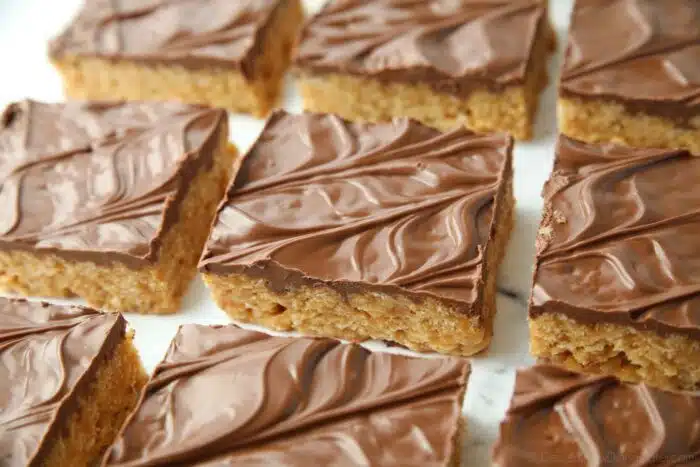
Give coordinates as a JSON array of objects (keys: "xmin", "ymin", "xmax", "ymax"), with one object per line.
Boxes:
[
  {"xmin": 296, "ymin": 22, "xmax": 554, "ymax": 140},
  {"xmin": 51, "ymin": 0, "xmax": 303, "ymax": 117},
  {"xmin": 0, "ymin": 135, "xmax": 236, "ymax": 314},
  {"xmin": 530, "ymin": 312, "xmax": 700, "ymax": 391},
  {"xmin": 559, "ymin": 97, "xmax": 700, "ymax": 154},
  {"xmin": 41, "ymin": 334, "xmax": 147, "ymax": 467},
  {"xmin": 204, "ymin": 181, "xmax": 514, "ymax": 357}
]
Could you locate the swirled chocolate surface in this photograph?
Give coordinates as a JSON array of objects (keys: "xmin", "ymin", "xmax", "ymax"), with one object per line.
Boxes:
[
  {"xmin": 531, "ymin": 135, "xmax": 700, "ymax": 339},
  {"xmin": 103, "ymin": 324, "xmax": 469, "ymax": 466},
  {"xmin": 492, "ymin": 364, "xmax": 700, "ymax": 466},
  {"xmin": 49, "ymin": 0, "xmax": 287, "ymax": 75},
  {"xmin": 0, "ymin": 298, "xmax": 125, "ymax": 467},
  {"xmin": 294, "ymin": 0, "xmax": 549, "ymax": 96},
  {"xmin": 199, "ymin": 110, "xmax": 512, "ymax": 313},
  {"xmin": 0, "ymin": 99, "xmax": 226, "ymax": 267},
  {"xmin": 561, "ymin": 0, "xmax": 700, "ymax": 118}
]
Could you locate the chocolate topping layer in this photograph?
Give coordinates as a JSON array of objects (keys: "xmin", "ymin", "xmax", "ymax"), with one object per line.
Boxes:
[
  {"xmin": 104, "ymin": 324, "xmax": 469, "ymax": 466},
  {"xmin": 531, "ymin": 136, "xmax": 700, "ymax": 339},
  {"xmin": 0, "ymin": 100, "xmax": 226, "ymax": 267},
  {"xmin": 0, "ymin": 298, "xmax": 126, "ymax": 467},
  {"xmin": 294, "ymin": 0, "xmax": 548, "ymax": 96},
  {"xmin": 493, "ymin": 364, "xmax": 700, "ymax": 466},
  {"xmin": 49, "ymin": 0, "xmax": 286, "ymax": 76},
  {"xmin": 561, "ymin": 0, "xmax": 700, "ymax": 118},
  {"xmin": 199, "ymin": 110, "xmax": 512, "ymax": 313}
]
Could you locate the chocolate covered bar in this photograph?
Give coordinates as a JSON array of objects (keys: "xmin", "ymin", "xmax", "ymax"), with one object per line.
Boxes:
[
  {"xmin": 559, "ymin": 0, "xmax": 700, "ymax": 152},
  {"xmin": 531, "ymin": 135, "xmax": 700, "ymax": 390},
  {"xmin": 294, "ymin": 0, "xmax": 555, "ymax": 139},
  {"xmin": 0, "ymin": 100, "xmax": 235, "ymax": 313},
  {"xmin": 493, "ymin": 364, "xmax": 700, "ymax": 466},
  {"xmin": 0, "ymin": 298, "xmax": 146, "ymax": 466},
  {"xmin": 199, "ymin": 110, "xmax": 514, "ymax": 356},
  {"xmin": 50, "ymin": 0, "xmax": 303, "ymax": 116},
  {"xmin": 104, "ymin": 324, "xmax": 469, "ymax": 466}
]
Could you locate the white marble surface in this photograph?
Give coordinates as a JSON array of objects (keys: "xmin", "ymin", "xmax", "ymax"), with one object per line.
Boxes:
[{"xmin": 0, "ymin": 1, "xmax": 574, "ymax": 465}]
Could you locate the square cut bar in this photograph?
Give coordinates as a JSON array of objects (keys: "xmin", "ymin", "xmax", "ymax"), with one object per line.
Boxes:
[
  {"xmin": 199, "ymin": 110, "xmax": 514, "ymax": 356},
  {"xmin": 293, "ymin": 0, "xmax": 555, "ymax": 140},
  {"xmin": 530, "ymin": 135, "xmax": 700, "ymax": 391},
  {"xmin": 103, "ymin": 324, "xmax": 470, "ymax": 466},
  {"xmin": 0, "ymin": 100, "xmax": 235, "ymax": 314},
  {"xmin": 492, "ymin": 364, "xmax": 700, "ymax": 467},
  {"xmin": 559, "ymin": 0, "xmax": 700, "ymax": 153},
  {"xmin": 0, "ymin": 298, "xmax": 147, "ymax": 467},
  {"xmin": 49, "ymin": 0, "xmax": 304, "ymax": 117}
]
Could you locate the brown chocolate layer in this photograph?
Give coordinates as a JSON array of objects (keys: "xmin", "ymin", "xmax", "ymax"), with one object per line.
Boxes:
[
  {"xmin": 560, "ymin": 0, "xmax": 700, "ymax": 121},
  {"xmin": 0, "ymin": 298, "xmax": 126, "ymax": 466},
  {"xmin": 294, "ymin": 0, "xmax": 549, "ymax": 97},
  {"xmin": 493, "ymin": 364, "xmax": 700, "ymax": 466},
  {"xmin": 49, "ymin": 0, "xmax": 287, "ymax": 76},
  {"xmin": 531, "ymin": 135, "xmax": 700, "ymax": 340},
  {"xmin": 103, "ymin": 324, "xmax": 469, "ymax": 466},
  {"xmin": 199, "ymin": 110, "xmax": 513, "ymax": 315},
  {"xmin": 0, "ymin": 100, "xmax": 226, "ymax": 268}
]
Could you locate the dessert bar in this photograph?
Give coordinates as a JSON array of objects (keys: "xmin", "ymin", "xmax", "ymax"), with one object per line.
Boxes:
[
  {"xmin": 493, "ymin": 364, "xmax": 700, "ymax": 466},
  {"xmin": 560, "ymin": 0, "xmax": 700, "ymax": 152},
  {"xmin": 294, "ymin": 0, "xmax": 555, "ymax": 139},
  {"xmin": 531, "ymin": 135, "xmax": 700, "ymax": 390},
  {"xmin": 50, "ymin": 0, "xmax": 303, "ymax": 116},
  {"xmin": 0, "ymin": 298, "xmax": 146, "ymax": 467},
  {"xmin": 103, "ymin": 324, "xmax": 469, "ymax": 466},
  {"xmin": 0, "ymin": 100, "xmax": 234, "ymax": 313},
  {"xmin": 199, "ymin": 110, "xmax": 514, "ymax": 356}
]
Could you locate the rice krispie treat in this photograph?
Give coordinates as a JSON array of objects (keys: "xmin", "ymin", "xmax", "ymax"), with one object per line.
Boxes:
[
  {"xmin": 294, "ymin": 0, "xmax": 555, "ymax": 139},
  {"xmin": 0, "ymin": 100, "xmax": 235, "ymax": 313},
  {"xmin": 103, "ymin": 324, "xmax": 470, "ymax": 466},
  {"xmin": 199, "ymin": 110, "xmax": 514, "ymax": 356},
  {"xmin": 560, "ymin": 0, "xmax": 700, "ymax": 152},
  {"xmin": 531, "ymin": 135, "xmax": 700, "ymax": 390},
  {"xmin": 493, "ymin": 364, "xmax": 700, "ymax": 466},
  {"xmin": 0, "ymin": 298, "xmax": 147, "ymax": 467},
  {"xmin": 50, "ymin": 0, "xmax": 303, "ymax": 117}
]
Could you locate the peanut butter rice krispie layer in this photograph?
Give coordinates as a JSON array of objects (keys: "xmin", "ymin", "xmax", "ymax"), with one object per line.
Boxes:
[
  {"xmin": 199, "ymin": 110, "xmax": 514, "ymax": 356},
  {"xmin": 560, "ymin": 0, "xmax": 700, "ymax": 152},
  {"xmin": 0, "ymin": 100, "xmax": 235, "ymax": 314},
  {"xmin": 294, "ymin": 0, "xmax": 555, "ymax": 139},
  {"xmin": 50, "ymin": 0, "xmax": 304, "ymax": 116},
  {"xmin": 0, "ymin": 298, "xmax": 146, "ymax": 467}
]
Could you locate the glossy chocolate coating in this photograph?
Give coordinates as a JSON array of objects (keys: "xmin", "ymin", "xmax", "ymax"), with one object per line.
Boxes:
[
  {"xmin": 294, "ymin": 0, "xmax": 548, "ymax": 96},
  {"xmin": 199, "ymin": 110, "xmax": 512, "ymax": 314},
  {"xmin": 104, "ymin": 324, "xmax": 469, "ymax": 466},
  {"xmin": 0, "ymin": 100, "xmax": 226, "ymax": 267},
  {"xmin": 561, "ymin": 0, "xmax": 700, "ymax": 119},
  {"xmin": 493, "ymin": 364, "xmax": 700, "ymax": 466},
  {"xmin": 49, "ymin": 0, "xmax": 287, "ymax": 76}
]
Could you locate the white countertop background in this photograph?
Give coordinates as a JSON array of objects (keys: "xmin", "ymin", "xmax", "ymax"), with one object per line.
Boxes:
[{"xmin": 0, "ymin": 1, "xmax": 574, "ymax": 465}]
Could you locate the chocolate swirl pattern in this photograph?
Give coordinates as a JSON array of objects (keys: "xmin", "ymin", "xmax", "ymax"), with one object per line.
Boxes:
[
  {"xmin": 49, "ymin": 0, "xmax": 282, "ymax": 74},
  {"xmin": 104, "ymin": 324, "xmax": 469, "ymax": 466},
  {"xmin": 561, "ymin": 0, "xmax": 700, "ymax": 109},
  {"xmin": 493, "ymin": 364, "xmax": 700, "ymax": 467},
  {"xmin": 0, "ymin": 100, "xmax": 225, "ymax": 266},
  {"xmin": 294, "ymin": 0, "xmax": 546, "ymax": 95},
  {"xmin": 199, "ymin": 111, "xmax": 511, "ymax": 307},
  {"xmin": 532, "ymin": 136, "xmax": 700, "ymax": 338},
  {"xmin": 0, "ymin": 299, "xmax": 124, "ymax": 466}
]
